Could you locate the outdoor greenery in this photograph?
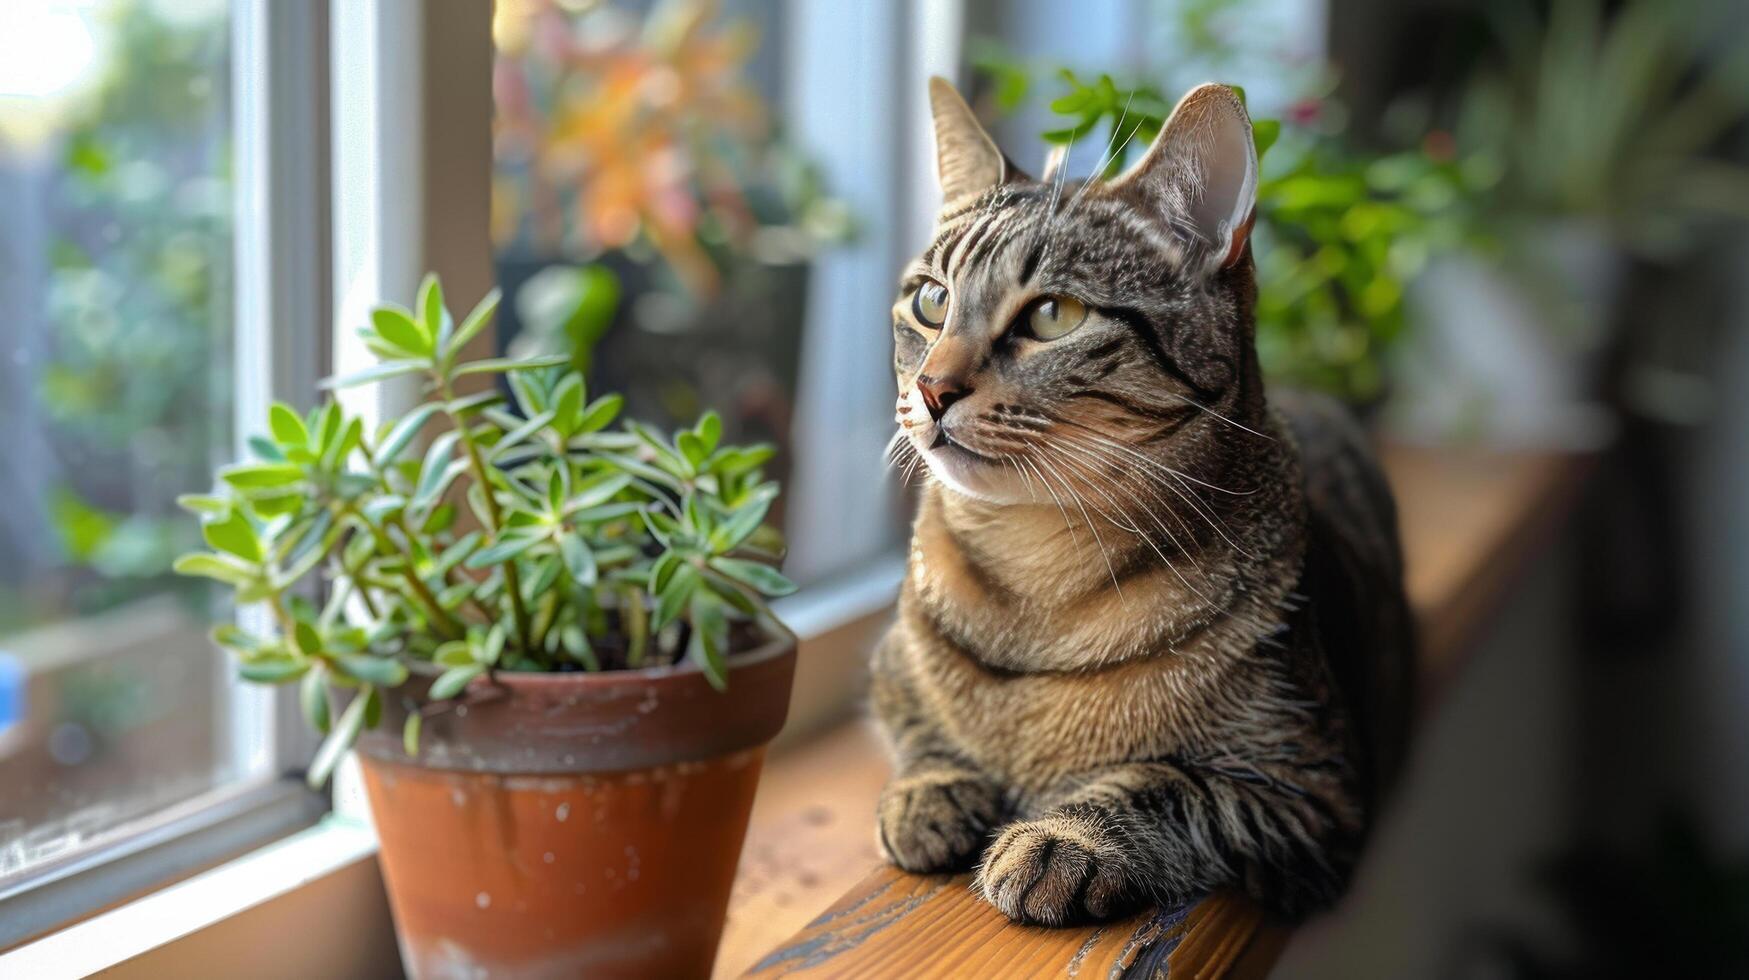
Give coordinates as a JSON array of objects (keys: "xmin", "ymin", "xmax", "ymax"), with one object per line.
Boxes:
[
  {"xmin": 0, "ymin": 0, "xmax": 231, "ymax": 635},
  {"xmin": 172, "ymin": 276, "xmax": 795, "ymax": 785}
]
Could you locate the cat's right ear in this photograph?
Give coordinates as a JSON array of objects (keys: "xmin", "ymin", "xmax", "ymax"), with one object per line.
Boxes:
[
  {"xmin": 1112, "ymin": 83, "xmax": 1258, "ymax": 276},
  {"xmin": 928, "ymin": 77, "xmax": 1009, "ymax": 204}
]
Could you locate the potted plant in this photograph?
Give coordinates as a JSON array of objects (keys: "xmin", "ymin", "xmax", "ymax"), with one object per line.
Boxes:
[{"xmin": 173, "ymin": 275, "xmax": 799, "ymax": 978}]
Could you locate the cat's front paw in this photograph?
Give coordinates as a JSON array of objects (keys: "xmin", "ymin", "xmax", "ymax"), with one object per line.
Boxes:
[
  {"xmin": 976, "ymin": 809, "xmax": 1143, "ymax": 925},
  {"xmin": 877, "ymin": 771, "xmax": 1005, "ymax": 873}
]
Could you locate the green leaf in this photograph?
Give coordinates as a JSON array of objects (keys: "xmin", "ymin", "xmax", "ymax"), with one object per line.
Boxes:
[
  {"xmin": 710, "ymin": 496, "xmax": 771, "ymax": 552},
  {"xmin": 708, "ymin": 444, "xmax": 775, "ymax": 476},
  {"xmin": 653, "ymin": 564, "xmax": 700, "ymax": 631},
  {"xmin": 371, "ymin": 307, "xmax": 432, "ymax": 356},
  {"xmin": 362, "ymin": 495, "xmax": 407, "ymax": 523},
  {"xmin": 402, "ymin": 712, "xmax": 422, "ymax": 756},
  {"xmin": 1253, "ymin": 118, "xmax": 1281, "ymax": 162},
  {"xmin": 445, "ymin": 390, "xmax": 503, "ymax": 417},
  {"xmin": 269, "ymin": 403, "xmax": 309, "ymax": 448},
  {"xmin": 430, "ymin": 663, "xmax": 485, "ymax": 700},
  {"xmin": 520, "ymin": 554, "xmax": 563, "ymax": 603},
  {"xmin": 708, "ymin": 557, "xmax": 798, "ymax": 596},
  {"xmin": 320, "ymin": 359, "xmax": 427, "ymax": 390},
  {"xmin": 481, "ymin": 623, "xmax": 507, "ymax": 666},
  {"xmin": 220, "ymin": 462, "xmax": 304, "ymax": 489},
  {"xmin": 333, "ymin": 653, "xmax": 409, "ymax": 687},
  {"xmin": 573, "ymin": 394, "xmax": 623, "ymax": 434},
  {"xmin": 566, "ymin": 471, "xmax": 631, "ymax": 512},
  {"xmin": 550, "ymin": 374, "xmax": 584, "ymax": 437},
  {"xmin": 688, "ymin": 594, "xmax": 729, "ymax": 691},
  {"xmin": 559, "ymin": 534, "xmax": 597, "ymax": 587},
  {"xmin": 453, "ymin": 354, "xmax": 571, "ymax": 377},
  {"xmin": 447, "ymin": 287, "xmax": 501, "ymax": 364},
  {"xmin": 301, "ymin": 667, "xmax": 331, "ymax": 734},
  {"xmin": 203, "ymin": 510, "xmax": 262, "ymax": 562},
  {"xmin": 238, "ymin": 656, "xmax": 309, "ymax": 683},
  {"xmin": 508, "ymin": 370, "xmax": 546, "ymax": 417},
  {"xmin": 413, "ymin": 432, "xmax": 460, "ymax": 507},
  {"xmin": 491, "ymin": 410, "xmax": 557, "ymax": 459},
  {"xmin": 210, "ymin": 625, "xmax": 264, "ymax": 655},
  {"xmin": 649, "ymin": 550, "xmax": 680, "ymax": 593},
  {"xmin": 173, "ymin": 552, "xmax": 257, "ymax": 586},
  {"xmin": 363, "ymin": 685, "xmax": 383, "ymax": 729},
  {"xmin": 176, "ymin": 494, "xmax": 230, "ymax": 516},
  {"xmin": 695, "ymin": 411, "xmax": 722, "ymax": 453},
  {"xmin": 322, "ymin": 416, "xmax": 364, "ymax": 471},
  {"xmin": 376, "ymin": 403, "xmax": 441, "ymax": 463},
  {"xmin": 465, "ymin": 530, "xmax": 541, "ymax": 569},
  {"xmin": 417, "ymin": 274, "xmax": 444, "ymax": 348},
  {"xmin": 307, "ymin": 688, "xmax": 370, "ymax": 788},
  {"xmin": 434, "ymin": 641, "xmax": 475, "ymax": 667},
  {"xmin": 293, "ymin": 621, "xmax": 323, "ymax": 658},
  {"xmin": 677, "ymin": 431, "xmax": 708, "ymax": 468}
]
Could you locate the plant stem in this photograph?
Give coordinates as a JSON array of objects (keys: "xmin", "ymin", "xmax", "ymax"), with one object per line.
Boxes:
[
  {"xmin": 356, "ymin": 436, "xmax": 490, "ymax": 624},
  {"xmin": 342, "ymin": 502, "xmax": 463, "ymax": 639},
  {"xmin": 385, "ymin": 512, "xmax": 496, "ymax": 623},
  {"xmin": 440, "ymin": 381, "xmax": 535, "ymax": 657}
]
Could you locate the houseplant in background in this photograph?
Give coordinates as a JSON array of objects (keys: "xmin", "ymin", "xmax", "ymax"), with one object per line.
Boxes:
[
  {"xmin": 492, "ymin": 0, "xmax": 851, "ymax": 528},
  {"xmin": 1394, "ymin": 0, "xmax": 1749, "ymax": 447},
  {"xmin": 173, "ymin": 276, "xmax": 798, "ymax": 978}
]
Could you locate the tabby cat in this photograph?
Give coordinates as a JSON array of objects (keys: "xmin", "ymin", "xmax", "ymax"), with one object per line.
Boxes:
[{"xmin": 872, "ymin": 78, "xmax": 1414, "ymax": 925}]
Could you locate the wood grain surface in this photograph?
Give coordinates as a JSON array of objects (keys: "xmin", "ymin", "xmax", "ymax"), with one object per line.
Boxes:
[{"xmin": 718, "ymin": 446, "xmax": 1590, "ymax": 979}]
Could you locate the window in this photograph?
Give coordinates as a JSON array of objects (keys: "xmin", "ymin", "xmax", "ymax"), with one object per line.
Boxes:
[
  {"xmin": 0, "ymin": 0, "xmax": 259, "ymax": 873},
  {"xmin": 0, "ymin": 0, "xmax": 326, "ymax": 942}
]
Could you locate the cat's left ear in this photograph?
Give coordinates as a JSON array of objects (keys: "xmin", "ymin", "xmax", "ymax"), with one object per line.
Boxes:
[{"xmin": 1112, "ymin": 83, "xmax": 1258, "ymax": 275}]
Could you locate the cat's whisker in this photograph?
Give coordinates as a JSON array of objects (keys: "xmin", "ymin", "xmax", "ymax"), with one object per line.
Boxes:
[
  {"xmin": 1038, "ymin": 439, "xmax": 1208, "ymax": 576},
  {"xmin": 1034, "ymin": 443, "xmax": 1212, "ymax": 603},
  {"xmin": 1042, "ymin": 442, "xmax": 1285, "ymax": 641},
  {"xmin": 1046, "ymin": 433, "xmax": 1212, "ymax": 543},
  {"xmin": 1028, "ymin": 450, "xmax": 1124, "ymax": 598},
  {"xmin": 1053, "ymin": 430, "xmax": 1259, "ymax": 562},
  {"xmin": 1047, "ymin": 421, "xmax": 1264, "ymax": 560},
  {"xmin": 1018, "ymin": 452, "xmax": 1082, "ymax": 547},
  {"xmin": 1062, "ymin": 421, "xmax": 1260, "ymax": 496}
]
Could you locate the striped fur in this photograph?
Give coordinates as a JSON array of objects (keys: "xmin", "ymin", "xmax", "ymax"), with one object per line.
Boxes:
[{"xmin": 873, "ymin": 84, "xmax": 1413, "ymax": 926}]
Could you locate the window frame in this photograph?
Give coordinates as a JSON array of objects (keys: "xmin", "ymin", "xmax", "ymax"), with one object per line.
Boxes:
[{"xmin": 0, "ymin": 0, "xmax": 333, "ymax": 950}]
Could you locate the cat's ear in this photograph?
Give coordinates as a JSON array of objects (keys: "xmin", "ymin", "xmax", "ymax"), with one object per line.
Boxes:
[
  {"xmin": 928, "ymin": 77, "xmax": 1018, "ymax": 203},
  {"xmin": 1112, "ymin": 83, "xmax": 1258, "ymax": 275}
]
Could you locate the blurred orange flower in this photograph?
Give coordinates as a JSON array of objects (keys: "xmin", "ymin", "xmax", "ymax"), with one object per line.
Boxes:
[{"xmin": 495, "ymin": 0, "xmax": 772, "ymax": 295}]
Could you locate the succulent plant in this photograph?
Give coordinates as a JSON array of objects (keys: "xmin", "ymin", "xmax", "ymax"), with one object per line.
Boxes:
[{"xmin": 173, "ymin": 274, "xmax": 794, "ymax": 784}]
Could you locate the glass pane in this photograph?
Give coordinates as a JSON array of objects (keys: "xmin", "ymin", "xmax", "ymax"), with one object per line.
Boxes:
[
  {"xmin": 0, "ymin": 0, "xmax": 255, "ymax": 877},
  {"xmin": 489, "ymin": 0, "xmax": 896, "ymax": 585}
]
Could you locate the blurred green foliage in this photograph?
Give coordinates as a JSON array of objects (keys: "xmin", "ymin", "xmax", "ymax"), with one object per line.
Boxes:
[
  {"xmin": 9, "ymin": 0, "xmax": 232, "ymax": 632},
  {"xmin": 1459, "ymin": 0, "xmax": 1749, "ymax": 261}
]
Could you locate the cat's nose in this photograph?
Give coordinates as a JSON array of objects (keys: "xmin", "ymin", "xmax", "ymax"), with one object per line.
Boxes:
[{"xmin": 917, "ymin": 375, "xmax": 970, "ymax": 422}]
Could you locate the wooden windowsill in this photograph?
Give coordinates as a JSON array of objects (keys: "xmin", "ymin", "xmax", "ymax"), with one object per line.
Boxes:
[{"xmin": 715, "ymin": 445, "xmax": 1592, "ymax": 979}]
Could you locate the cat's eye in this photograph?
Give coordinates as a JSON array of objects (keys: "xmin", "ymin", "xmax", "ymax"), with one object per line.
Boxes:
[
  {"xmin": 912, "ymin": 281, "xmax": 950, "ymax": 328},
  {"xmin": 1023, "ymin": 295, "xmax": 1088, "ymax": 341}
]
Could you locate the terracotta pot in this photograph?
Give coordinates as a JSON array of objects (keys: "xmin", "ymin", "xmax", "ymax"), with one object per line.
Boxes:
[{"xmin": 355, "ymin": 632, "xmax": 796, "ymax": 980}]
